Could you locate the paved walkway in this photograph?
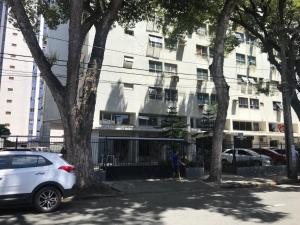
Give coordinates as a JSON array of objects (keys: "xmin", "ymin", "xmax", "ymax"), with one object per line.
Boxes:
[{"xmin": 104, "ymin": 174, "xmax": 297, "ymax": 193}]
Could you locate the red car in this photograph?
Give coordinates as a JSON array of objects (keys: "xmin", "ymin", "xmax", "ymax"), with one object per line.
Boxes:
[{"xmin": 252, "ymin": 148, "xmax": 286, "ymax": 165}]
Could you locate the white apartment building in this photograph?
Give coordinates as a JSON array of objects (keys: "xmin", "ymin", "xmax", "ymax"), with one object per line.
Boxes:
[
  {"xmin": 42, "ymin": 21, "xmax": 300, "ymax": 163},
  {"xmin": 0, "ymin": 2, "xmax": 47, "ymax": 137}
]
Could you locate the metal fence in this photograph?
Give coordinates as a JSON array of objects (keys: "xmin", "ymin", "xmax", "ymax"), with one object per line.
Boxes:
[
  {"xmin": 1, "ymin": 136, "xmax": 298, "ymax": 176},
  {"xmin": 0, "ymin": 136, "xmax": 187, "ymax": 166}
]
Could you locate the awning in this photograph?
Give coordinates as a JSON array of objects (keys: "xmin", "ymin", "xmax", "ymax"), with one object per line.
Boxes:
[
  {"xmin": 149, "ymin": 35, "xmax": 163, "ymax": 43},
  {"xmin": 241, "ymin": 76, "xmax": 248, "ymax": 83},
  {"xmin": 248, "ymin": 77, "xmax": 256, "ymax": 84},
  {"xmin": 276, "ymin": 102, "xmax": 283, "ymax": 110},
  {"xmin": 124, "ymin": 56, "xmax": 134, "ymax": 62}
]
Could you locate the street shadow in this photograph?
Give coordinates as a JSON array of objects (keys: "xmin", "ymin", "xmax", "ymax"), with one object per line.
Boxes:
[{"xmin": 0, "ymin": 182, "xmax": 296, "ymax": 225}]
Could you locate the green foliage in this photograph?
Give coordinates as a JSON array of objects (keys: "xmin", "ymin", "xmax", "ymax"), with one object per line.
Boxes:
[
  {"xmin": 6, "ymin": 0, "xmax": 156, "ymax": 31},
  {"xmin": 0, "ymin": 124, "xmax": 11, "ymax": 137},
  {"xmin": 161, "ymin": 107, "xmax": 188, "ymax": 139}
]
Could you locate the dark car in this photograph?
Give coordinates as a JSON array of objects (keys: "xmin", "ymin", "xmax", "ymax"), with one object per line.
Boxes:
[
  {"xmin": 273, "ymin": 148, "xmax": 286, "ymax": 155},
  {"xmin": 252, "ymin": 148, "xmax": 286, "ymax": 165}
]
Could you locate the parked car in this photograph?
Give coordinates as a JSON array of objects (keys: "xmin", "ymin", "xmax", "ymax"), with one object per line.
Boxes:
[
  {"xmin": 273, "ymin": 148, "xmax": 286, "ymax": 156},
  {"xmin": 251, "ymin": 148, "xmax": 286, "ymax": 165},
  {"xmin": 222, "ymin": 148, "xmax": 271, "ymax": 166},
  {"xmin": 0, "ymin": 150, "xmax": 76, "ymax": 212}
]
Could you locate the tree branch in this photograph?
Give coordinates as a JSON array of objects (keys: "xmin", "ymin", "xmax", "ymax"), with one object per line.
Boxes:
[{"xmin": 7, "ymin": 0, "xmax": 65, "ymax": 106}]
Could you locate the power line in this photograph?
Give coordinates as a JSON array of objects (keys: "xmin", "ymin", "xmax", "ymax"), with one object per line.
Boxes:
[
  {"xmin": 0, "ymin": 25, "xmax": 277, "ymax": 71},
  {"xmin": 0, "ymin": 53, "xmax": 281, "ymax": 84}
]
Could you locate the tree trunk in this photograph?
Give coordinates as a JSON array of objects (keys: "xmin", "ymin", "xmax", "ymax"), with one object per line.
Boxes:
[
  {"xmin": 279, "ymin": 41, "xmax": 298, "ymax": 180},
  {"xmin": 207, "ymin": 0, "xmax": 237, "ymax": 183},
  {"xmin": 277, "ymin": 1, "xmax": 298, "ymax": 179},
  {"xmin": 63, "ymin": 119, "xmax": 95, "ymax": 188},
  {"xmin": 291, "ymin": 93, "xmax": 300, "ymax": 120}
]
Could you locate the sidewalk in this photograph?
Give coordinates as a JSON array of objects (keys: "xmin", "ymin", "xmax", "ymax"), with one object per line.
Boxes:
[{"xmin": 103, "ymin": 174, "xmax": 300, "ymax": 194}]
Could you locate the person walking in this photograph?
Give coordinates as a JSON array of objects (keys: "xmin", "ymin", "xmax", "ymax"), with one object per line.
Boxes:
[{"xmin": 172, "ymin": 151, "xmax": 185, "ymax": 180}]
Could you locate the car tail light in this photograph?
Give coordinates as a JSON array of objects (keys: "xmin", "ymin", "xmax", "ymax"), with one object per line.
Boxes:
[{"xmin": 58, "ymin": 165, "xmax": 75, "ymax": 173}]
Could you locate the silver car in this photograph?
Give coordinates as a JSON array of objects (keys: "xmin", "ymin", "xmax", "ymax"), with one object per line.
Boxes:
[{"xmin": 222, "ymin": 148, "xmax": 271, "ymax": 166}]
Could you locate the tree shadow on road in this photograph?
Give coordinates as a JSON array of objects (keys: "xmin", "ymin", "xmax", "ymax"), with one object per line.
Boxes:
[{"xmin": 1, "ymin": 182, "xmax": 299, "ymax": 225}]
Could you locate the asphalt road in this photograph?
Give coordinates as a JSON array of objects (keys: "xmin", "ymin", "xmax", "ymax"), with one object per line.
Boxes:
[{"xmin": 0, "ymin": 181, "xmax": 300, "ymax": 225}]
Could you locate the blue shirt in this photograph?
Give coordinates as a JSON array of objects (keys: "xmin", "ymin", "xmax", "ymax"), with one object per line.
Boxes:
[{"xmin": 172, "ymin": 154, "xmax": 179, "ymax": 168}]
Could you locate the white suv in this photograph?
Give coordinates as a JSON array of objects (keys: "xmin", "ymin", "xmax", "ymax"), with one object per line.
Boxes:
[{"xmin": 0, "ymin": 150, "xmax": 76, "ymax": 212}]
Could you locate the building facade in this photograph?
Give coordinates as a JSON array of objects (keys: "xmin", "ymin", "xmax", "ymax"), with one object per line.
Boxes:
[
  {"xmin": 42, "ymin": 21, "xmax": 300, "ymax": 164},
  {"xmin": 0, "ymin": 2, "xmax": 47, "ymax": 137}
]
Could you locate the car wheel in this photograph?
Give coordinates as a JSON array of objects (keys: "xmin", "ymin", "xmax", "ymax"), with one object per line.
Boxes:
[{"xmin": 33, "ymin": 186, "xmax": 62, "ymax": 213}]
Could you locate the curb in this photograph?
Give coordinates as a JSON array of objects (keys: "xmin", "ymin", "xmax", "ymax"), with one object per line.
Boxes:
[
  {"xmin": 74, "ymin": 192, "xmax": 123, "ymax": 201},
  {"xmin": 220, "ymin": 181, "xmax": 277, "ymax": 189},
  {"xmin": 275, "ymin": 179, "xmax": 300, "ymax": 185}
]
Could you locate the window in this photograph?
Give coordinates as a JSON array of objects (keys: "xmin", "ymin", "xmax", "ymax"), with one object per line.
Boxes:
[
  {"xmin": 147, "ymin": 35, "xmax": 163, "ymax": 57},
  {"xmin": 123, "ymin": 56, "xmax": 134, "ymax": 69},
  {"xmin": 248, "ymin": 77, "xmax": 257, "ymax": 84},
  {"xmin": 273, "ymin": 101, "xmax": 283, "ymax": 111},
  {"xmin": 197, "ymin": 93, "xmax": 209, "ymax": 105},
  {"xmin": 238, "ymin": 97, "xmax": 248, "ymax": 108},
  {"xmin": 6, "ymin": 99, "xmax": 12, "ymax": 103},
  {"xmin": 0, "ymin": 156, "xmax": 10, "ymax": 170},
  {"xmin": 238, "ymin": 150, "xmax": 251, "ymax": 156},
  {"xmin": 37, "ymin": 156, "xmax": 52, "ymax": 166},
  {"xmin": 11, "ymin": 155, "xmax": 39, "ymax": 168},
  {"xmin": 248, "ymin": 56, "xmax": 256, "ymax": 65},
  {"xmin": 235, "ymin": 32, "xmax": 245, "ymax": 43},
  {"xmin": 250, "ymin": 99, "xmax": 259, "ymax": 109},
  {"xmin": 5, "ymin": 111, "xmax": 11, "ymax": 115},
  {"xmin": 269, "ymin": 123, "xmax": 277, "ymax": 132},
  {"xmin": 149, "ymin": 60, "xmax": 162, "ymax": 73},
  {"xmin": 11, "ymin": 43, "xmax": 17, "ymax": 47},
  {"xmin": 246, "ymin": 34, "xmax": 256, "ymax": 45},
  {"xmin": 148, "ymin": 87, "xmax": 163, "ymax": 100},
  {"xmin": 253, "ymin": 122, "xmax": 259, "ymax": 131},
  {"xmin": 12, "ymin": 32, "xmax": 18, "ymax": 36},
  {"xmin": 100, "ymin": 112, "xmax": 131, "ymax": 125},
  {"xmin": 8, "ymin": 88, "xmax": 13, "ymax": 91},
  {"xmin": 164, "ymin": 63, "xmax": 177, "ymax": 75},
  {"xmin": 30, "ymin": 108, "xmax": 34, "ymax": 112},
  {"xmin": 233, "ymin": 121, "xmax": 252, "ymax": 131},
  {"xmin": 114, "ymin": 114, "xmax": 130, "ymax": 125},
  {"xmin": 123, "ymin": 83, "xmax": 134, "ymax": 89},
  {"xmin": 165, "ymin": 89, "xmax": 178, "ymax": 101},
  {"xmin": 196, "ymin": 45, "xmax": 208, "ymax": 57},
  {"xmin": 197, "ymin": 68, "xmax": 208, "ymax": 80},
  {"xmin": 138, "ymin": 114, "xmax": 159, "ymax": 126},
  {"xmin": 9, "ymin": 65, "xmax": 15, "ymax": 69},
  {"xmin": 148, "ymin": 35, "xmax": 162, "ymax": 48},
  {"xmin": 210, "ymin": 94, "xmax": 217, "ymax": 104},
  {"xmin": 124, "ymin": 28, "xmax": 134, "ymax": 36},
  {"xmin": 8, "ymin": 76, "xmax": 14, "ymax": 80},
  {"xmin": 236, "ymin": 53, "xmax": 246, "ymax": 64}
]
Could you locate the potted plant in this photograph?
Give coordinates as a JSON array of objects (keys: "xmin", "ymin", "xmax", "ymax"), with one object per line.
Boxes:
[{"xmin": 185, "ymin": 160, "xmax": 205, "ymax": 179}]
